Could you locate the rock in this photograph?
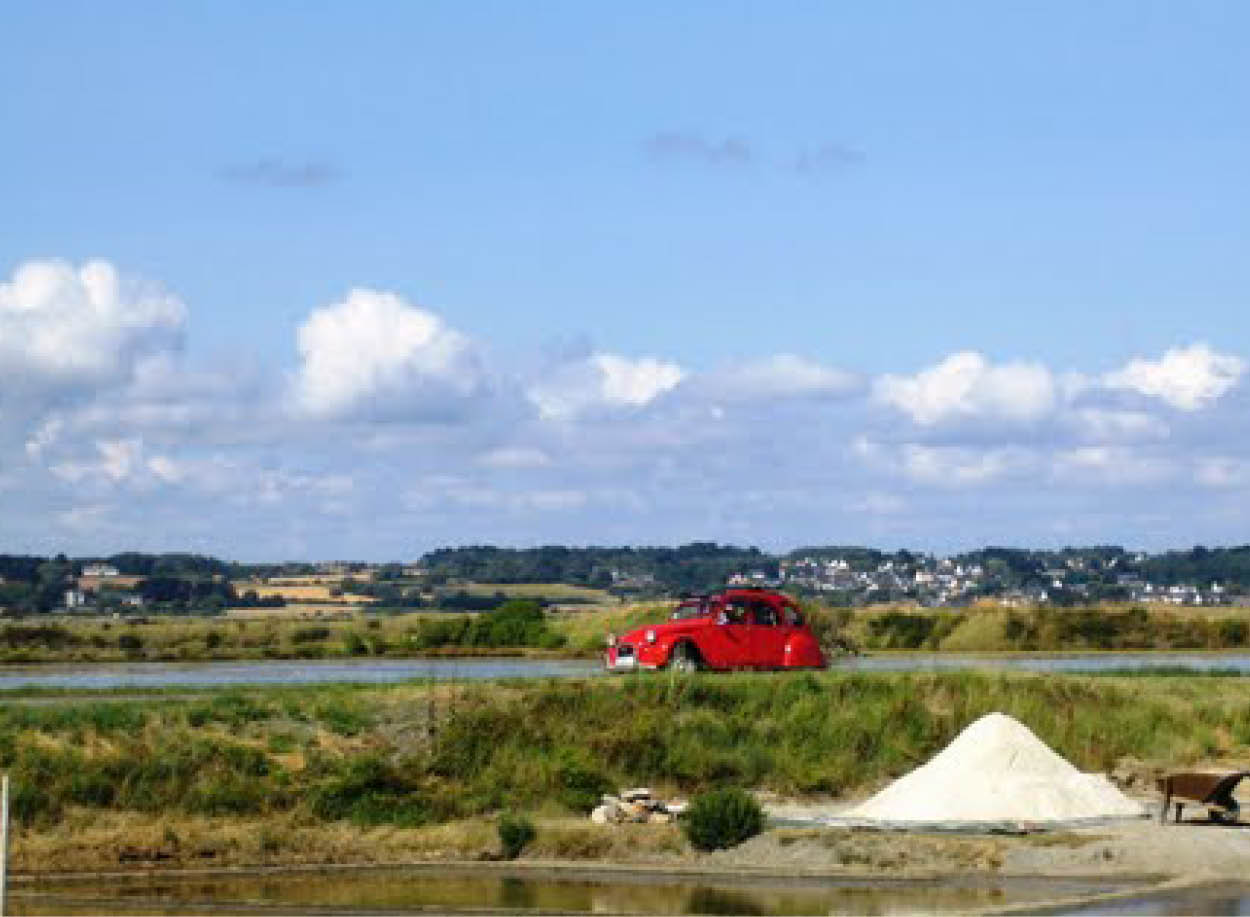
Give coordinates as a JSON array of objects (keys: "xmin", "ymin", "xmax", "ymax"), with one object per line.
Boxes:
[
  {"xmin": 664, "ymin": 800, "xmax": 689, "ymax": 817},
  {"xmin": 590, "ymin": 804, "xmax": 613, "ymax": 825},
  {"xmin": 601, "ymin": 794, "xmax": 623, "ymax": 807},
  {"xmin": 647, "ymin": 811, "xmax": 673, "ymax": 824},
  {"xmin": 620, "ymin": 787, "xmax": 652, "ymax": 802},
  {"xmin": 623, "ymin": 802, "xmax": 649, "ymax": 822}
]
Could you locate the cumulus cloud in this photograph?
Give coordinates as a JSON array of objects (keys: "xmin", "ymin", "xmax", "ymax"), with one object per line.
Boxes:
[
  {"xmin": 852, "ymin": 435, "xmax": 1032, "ymax": 487},
  {"xmin": 1051, "ymin": 446, "xmax": 1174, "ymax": 485},
  {"xmin": 900, "ymin": 444, "xmax": 1030, "ymax": 486},
  {"xmin": 50, "ymin": 438, "xmax": 145, "ymax": 484},
  {"xmin": 528, "ymin": 353, "xmax": 685, "ymax": 421},
  {"xmin": 0, "ymin": 259, "xmax": 185, "ymax": 398},
  {"xmin": 1103, "ymin": 343, "xmax": 1245, "ymax": 410},
  {"xmin": 293, "ymin": 289, "xmax": 482, "ymax": 419},
  {"xmin": 874, "ymin": 352, "xmax": 1056, "ymax": 426},
  {"xmin": 697, "ymin": 354, "xmax": 858, "ymax": 401},
  {"xmin": 1068, "ymin": 408, "xmax": 1169, "ymax": 441}
]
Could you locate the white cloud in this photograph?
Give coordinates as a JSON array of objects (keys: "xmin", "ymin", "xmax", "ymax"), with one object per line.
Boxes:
[
  {"xmin": 900, "ymin": 444, "xmax": 1028, "ymax": 486},
  {"xmin": 1051, "ymin": 446, "xmax": 1173, "ymax": 485},
  {"xmin": 1069, "ymin": 408, "xmax": 1169, "ymax": 441},
  {"xmin": 874, "ymin": 351, "xmax": 1055, "ymax": 426},
  {"xmin": 699, "ymin": 354, "xmax": 858, "ymax": 401},
  {"xmin": 51, "ymin": 438, "xmax": 144, "ymax": 484},
  {"xmin": 24, "ymin": 414, "xmax": 64, "ymax": 460},
  {"xmin": 1103, "ymin": 343, "xmax": 1244, "ymax": 411},
  {"xmin": 849, "ymin": 491, "xmax": 906, "ymax": 514},
  {"xmin": 476, "ymin": 446, "xmax": 552, "ymax": 469},
  {"xmin": 852, "ymin": 436, "xmax": 1030, "ymax": 487},
  {"xmin": 0, "ymin": 259, "xmax": 185, "ymax": 395},
  {"xmin": 293, "ymin": 288, "xmax": 481, "ymax": 419},
  {"xmin": 528, "ymin": 353, "xmax": 684, "ymax": 421},
  {"xmin": 1195, "ymin": 457, "xmax": 1250, "ymax": 488}
]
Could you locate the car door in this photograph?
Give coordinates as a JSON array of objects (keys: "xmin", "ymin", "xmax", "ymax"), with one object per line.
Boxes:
[
  {"xmin": 703, "ymin": 599, "xmax": 752, "ymax": 668},
  {"xmin": 747, "ymin": 599, "xmax": 787, "ymax": 668}
]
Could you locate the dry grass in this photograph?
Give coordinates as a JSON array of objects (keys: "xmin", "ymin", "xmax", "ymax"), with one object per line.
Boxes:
[{"xmin": 231, "ymin": 582, "xmax": 376, "ymax": 604}]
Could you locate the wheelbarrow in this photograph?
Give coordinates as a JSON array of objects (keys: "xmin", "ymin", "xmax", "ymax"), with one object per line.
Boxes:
[{"xmin": 1156, "ymin": 771, "xmax": 1250, "ymax": 825}]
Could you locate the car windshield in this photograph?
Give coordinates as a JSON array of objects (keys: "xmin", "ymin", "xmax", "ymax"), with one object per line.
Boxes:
[{"xmin": 670, "ymin": 599, "xmax": 709, "ymax": 620}]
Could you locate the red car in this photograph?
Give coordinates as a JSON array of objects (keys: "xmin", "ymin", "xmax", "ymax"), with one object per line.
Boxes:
[{"xmin": 604, "ymin": 588, "xmax": 826, "ymax": 672}]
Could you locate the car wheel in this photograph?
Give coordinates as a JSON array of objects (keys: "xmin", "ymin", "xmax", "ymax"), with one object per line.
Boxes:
[{"xmin": 671, "ymin": 642, "xmax": 701, "ymax": 673}]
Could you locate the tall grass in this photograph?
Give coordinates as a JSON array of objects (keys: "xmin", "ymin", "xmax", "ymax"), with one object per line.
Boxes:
[{"xmin": 3, "ymin": 672, "xmax": 1250, "ymax": 833}]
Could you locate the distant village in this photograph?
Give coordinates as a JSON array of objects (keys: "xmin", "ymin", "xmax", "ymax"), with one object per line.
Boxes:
[
  {"xmin": 3, "ymin": 543, "xmax": 1248, "ymax": 615},
  {"xmin": 729, "ymin": 551, "xmax": 1239, "ymax": 607}
]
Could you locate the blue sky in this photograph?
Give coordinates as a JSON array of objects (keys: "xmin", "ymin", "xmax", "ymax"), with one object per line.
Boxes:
[{"xmin": 2, "ymin": 2, "xmax": 1249, "ymax": 559}]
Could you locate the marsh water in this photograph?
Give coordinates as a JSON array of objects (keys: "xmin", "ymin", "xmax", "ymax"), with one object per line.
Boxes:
[
  {"xmin": 0, "ymin": 652, "xmax": 1249, "ymax": 691},
  {"xmin": 9, "ymin": 866, "xmax": 1144, "ymax": 915}
]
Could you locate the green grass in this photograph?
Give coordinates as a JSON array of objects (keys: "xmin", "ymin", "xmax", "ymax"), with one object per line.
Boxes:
[{"xmin": 4, "ymin": 671, "xmax": 1250, "ymax": 834}]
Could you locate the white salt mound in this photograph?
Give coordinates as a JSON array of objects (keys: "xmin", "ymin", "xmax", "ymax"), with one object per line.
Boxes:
[{"xmin": 848, "ymin": 712, "xmax": 1144, "ymax": 824}]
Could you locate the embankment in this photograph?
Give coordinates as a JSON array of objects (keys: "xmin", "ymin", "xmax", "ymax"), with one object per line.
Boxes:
[{"xmin": 4, "ymin": 670, "xmax": 1250, "ymax": 873}]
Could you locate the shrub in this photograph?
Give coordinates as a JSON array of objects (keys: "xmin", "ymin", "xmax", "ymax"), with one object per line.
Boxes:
[
  {"xmin": 683, "ymin": 787, "xmax": 764, "ymax": 851},
  {"xmin": 553, "ymin": 748, "xmax": 613, "ymax": 813},
  {"xmin": 292, "ymin": 626, "xmax": 331, "ymax": 644},
  {"xmin": 117, "ymin": 633, "xmax": 144, "ymax": 652},
  {"xmin": 309, "ymin": 755, "xmax": 429, "ymax": 827},
  {"xmin": 498, "ymin": 812, "xmax": 536, "ymax": 859}
]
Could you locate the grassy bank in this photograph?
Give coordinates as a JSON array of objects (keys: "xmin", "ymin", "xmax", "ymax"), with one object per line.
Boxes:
[
  {"xmin": 5, "ymin": 670, "xmax": 1250, "ymax": 872},
  {"xmin": 0, "ymin": 606, "xmax": 591, "ymax": 664},
  {"xmin": 844, "ymin": 604, "xmax": 1250, "ymax": 652},
  {"xmin": 2, "ymin": 600, "xmax": 1248, "ymax": 665}
]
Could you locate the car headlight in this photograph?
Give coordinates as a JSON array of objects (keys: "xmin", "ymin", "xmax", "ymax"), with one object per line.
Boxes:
[
  {"xmin": 606, "ymin": 633, "xmax": 616, "ymax": 647},
  {"xmin": 645, "ymin": 629, "xmax": 657, "ymax": 644}
]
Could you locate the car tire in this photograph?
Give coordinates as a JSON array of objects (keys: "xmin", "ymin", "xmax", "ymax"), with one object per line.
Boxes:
[{"xmin": 671, "ymin": 642, "xmax": 701, "ymax": 673}]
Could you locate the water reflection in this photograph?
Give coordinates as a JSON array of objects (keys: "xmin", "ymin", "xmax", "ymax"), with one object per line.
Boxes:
[
  {"xmin": 12, "ymin": 867, "xmax": 1139, "ymax": 916},
  {"xmin": 1057, "ymin": 883, "xmax": 1250, "ymax": 916}
]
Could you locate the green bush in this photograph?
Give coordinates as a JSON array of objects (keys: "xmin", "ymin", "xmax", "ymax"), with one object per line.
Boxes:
[
  {"xmin": 292, "ymin": 626, "xmax": 331, "ymax": 643},
  {"xmin": 553, "ymin": 748, "xmax": 613, "ymax": 813},
  {"xmin": 683, "ymin": 787, "xmax": 764, "ymax": 851},
  {"xmin": 497, "ymin": 812, "xmax": 536, "ymax": 859},
  {"xmin": 308, "ymin": 755, "xmax": 429, "ymax": 827},
  {"xmin": 117, "ymin": 633, "xmax": 144, "ymax": 652}
]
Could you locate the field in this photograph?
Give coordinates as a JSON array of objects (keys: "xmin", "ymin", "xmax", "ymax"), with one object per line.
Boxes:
[
  {"xmin": 456, "ymin": 582, "xmax": 615, "ymax": 603},
  {"xmin": 4, "ymin": 670, "xmax": 1250, "ymax": 873},
  {"xmin": 230, "ymin": 581, "xmax": 377, "ymax": 604}
]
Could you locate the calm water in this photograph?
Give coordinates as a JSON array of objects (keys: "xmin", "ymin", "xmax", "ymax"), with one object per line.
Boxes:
[
  {"xmin": 10, "ymin": 866, "xmax": 1140, "ymax": 916},
  {"xmin": 1054, "ymin": 882, "xmax": 1250, "ymax": 915},
  {"xmin": 0, "ymin": 652, "xmax": 1247, "ymax": 691}
]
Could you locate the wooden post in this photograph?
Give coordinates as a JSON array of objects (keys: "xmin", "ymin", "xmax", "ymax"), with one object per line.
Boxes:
[{"xmin": 1, "ymin": 773, "xmax": 9, "ymax": 917}]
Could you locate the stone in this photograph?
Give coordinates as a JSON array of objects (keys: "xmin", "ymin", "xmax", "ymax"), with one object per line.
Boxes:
[
  {"xmin": 664, "ymin": 800, "xmax": 689, "ymax": 816},
  {"xmin": 620, "ymin": 787, "xmax": 652, "ymax": 802},
  {"xmin": 591, "ymin": 803, "xmax": 622, "ymax": 825},
  {"xmin": 647, "ymin": 811, "xmax": 673, "ymax": 824}
]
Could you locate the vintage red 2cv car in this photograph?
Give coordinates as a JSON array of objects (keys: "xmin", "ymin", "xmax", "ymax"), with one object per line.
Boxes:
[{"xmin": 604, "ymin": 587, "xmax": 826, "ymax": 672}]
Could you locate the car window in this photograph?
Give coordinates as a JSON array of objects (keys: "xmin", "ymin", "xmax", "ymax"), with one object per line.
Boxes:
[
  {"xmin": 751, "ymin": 601, "xmax": 778, "ymax": 627},
  {"xmin": 781, "ymin": 603, "xmax": 802, "ymax": 626},
  {"xmin": 719, "ymin": 602, "xmax": 748, "ymax": 624},
  {"xmin": 671, "ymin": 599, "xmax": 708, "ymax": 620}
]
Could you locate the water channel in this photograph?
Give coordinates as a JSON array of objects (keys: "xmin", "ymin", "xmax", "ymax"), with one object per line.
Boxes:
[
  {"xmin": 9, "ymin": 866, "xmax": 1148, "ymax": 916},
  {"xmin": 0, "ymin": 652, "xmax": 1248, "ymax": 691}
]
